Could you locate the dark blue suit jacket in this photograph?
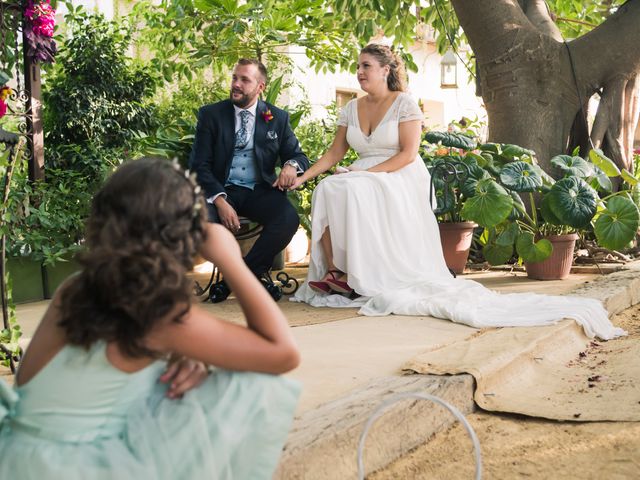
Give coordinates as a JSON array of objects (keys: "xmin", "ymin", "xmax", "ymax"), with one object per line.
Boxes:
[{"xmin": 189, "ymin": 99, "xmax": 310, "ymax": 199}]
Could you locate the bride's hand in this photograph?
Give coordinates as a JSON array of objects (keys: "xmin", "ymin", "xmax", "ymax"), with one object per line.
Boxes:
[{"xmin": 287, "ymin": 177, "xmax": 306, "ymax": 191}]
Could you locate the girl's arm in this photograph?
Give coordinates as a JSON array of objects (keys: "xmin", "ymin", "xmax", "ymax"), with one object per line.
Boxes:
[
  {"xmin": 288, "ymin": 126, "xmax": 350, "ymax": 190},
  {"xmin": 366, "ymin": 120, "xmax": 421, "ymax": 173},
  {"xmin": 156, "ymin": 224, "xmax": 300, "ymax": 374}
]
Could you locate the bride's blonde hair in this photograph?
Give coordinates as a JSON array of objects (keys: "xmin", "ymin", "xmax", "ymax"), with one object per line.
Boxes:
[{"xmin": 360, "ymin": 44, "xmax": 407, "ymax": 92}]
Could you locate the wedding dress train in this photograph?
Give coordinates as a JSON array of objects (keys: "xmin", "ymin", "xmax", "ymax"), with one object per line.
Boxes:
[{"xmin": 292, "ymin": 93, "xmax": 625, "ymax": 340}]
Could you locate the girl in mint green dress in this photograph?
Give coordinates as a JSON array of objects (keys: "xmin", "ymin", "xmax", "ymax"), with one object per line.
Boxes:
[{"xmin": 0, "ymin": 158, "xmax": 301, "ymax": 479}]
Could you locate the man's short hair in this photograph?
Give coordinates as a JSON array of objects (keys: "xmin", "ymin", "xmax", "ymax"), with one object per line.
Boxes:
[{"xmin": 236, "ymin": 58, "xmax": 268, "ymax": 84}]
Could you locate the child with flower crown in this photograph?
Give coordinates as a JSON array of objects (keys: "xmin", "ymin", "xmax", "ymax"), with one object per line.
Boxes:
[{"xmin": 0, "ymin": 157, "xmax": 300, "ymax": 479}]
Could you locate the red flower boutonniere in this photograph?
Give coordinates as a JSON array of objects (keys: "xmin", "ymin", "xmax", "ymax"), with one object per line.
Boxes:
[{"xmin": 261, "ymin": 109, "xmax": 274, "ymax": 123}]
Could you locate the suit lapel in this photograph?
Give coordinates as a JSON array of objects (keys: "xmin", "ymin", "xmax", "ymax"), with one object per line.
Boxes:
[
  {"xmin": 222, "ymin": 101, "xmax": 235, "ymax": 176},
  {"xmin": 254, "ymin": 100, "xmax": 267, "ymax": 167}
]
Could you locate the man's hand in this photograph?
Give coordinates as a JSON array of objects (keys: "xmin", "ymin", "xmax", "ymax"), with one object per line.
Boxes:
[
  {"xmin": 214, "ymin": 197, "xmax": 240, "ymax": 232},
  {"xmin": 160, "ymin": 357, "xmax": 209, "ymax": 399},
  {"xmin": 272, "ymin": 164, "xmax": 298, "ymax": 191}
]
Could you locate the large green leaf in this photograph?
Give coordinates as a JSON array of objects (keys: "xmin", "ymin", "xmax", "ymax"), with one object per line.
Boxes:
[
  {"xmin": 433, "ymin": 185, "xmax": 456, "ymax": 215},
  {"xmin": 621, "ymin": 169, "xmax": 639, "ymax": 186},
  {"xmin": 478, "ymin": 143, "xmax": 500, "ymax": 154},
  {"xmin": 460, "ymin": 164, "xmax": 490, "ymax": 198},
  {"xmin": 540, "ymin": 193, "xmax": 563, "ymax": 225},
  {"xmin": 508, "ymin": 191, "xmax": 526, "ymax": 221},
  {"xmin": 496, "ymin": 222, "xmax": 520, "ymax": 247},
  {"xmin": 264, "ymin": 75, "xmax": 284, "ymax": 105},
  {"xmin": 589, "ymin": 165, "xmax": 613, "ymax": 192},
  {"xmin": 464, "ymin": 152, "xmax": 486, "ymax": 168},
  {"xmin": 460, "ymin": 179, "xmax": 513, "ymax": 227},
  {"xmin": 484, "ymin": 241, "xmax": 514, "ymax": 265},
  {"xmin": 550, "ymin": 155, "xmax": 594, "ymax": 178},
  {"xmin": 499, "ymin": 161, "xmax": 543, "ymax": 192},
  {"xmin": 546, "ymin": 177, "xmax": 598, "ymax": 228},
  {"xmin": 594, "ymin": 196, "xmax": 640, "ymax": 251},
  {"xmin": 423, "ymin": 131, "xmax": 476, "ymax": 150},
  {"xmin": 501, "ymin": 144, "xmax": 536, "ymax": 160},
  {"xmin": 516, "ymin": 232, "xmax": 553, "ymax": 263},
  {"xmin": 589, "ymin": 148, "xmax": 621, "ymax": 177}
]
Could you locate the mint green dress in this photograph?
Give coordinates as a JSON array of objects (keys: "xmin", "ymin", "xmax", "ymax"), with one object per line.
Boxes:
[{"xmin": 0, "ymin": 342, "xmax": 300, "ymax": 479}]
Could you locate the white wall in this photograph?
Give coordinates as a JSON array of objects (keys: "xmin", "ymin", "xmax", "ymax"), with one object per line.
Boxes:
[{"xmin": 59, "ymin": 0, "xmax": 112, "ymax": 18}]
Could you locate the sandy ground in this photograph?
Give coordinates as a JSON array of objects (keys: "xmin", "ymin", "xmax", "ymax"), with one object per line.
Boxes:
[{"xmin": 370, "ymin": 304, "xmax": 640, "ymax": 480}]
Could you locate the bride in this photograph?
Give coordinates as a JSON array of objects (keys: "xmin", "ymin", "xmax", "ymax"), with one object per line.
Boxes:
[{"xmin": 290, "ymin": 44, "xmax": 624, "ymax": 341}]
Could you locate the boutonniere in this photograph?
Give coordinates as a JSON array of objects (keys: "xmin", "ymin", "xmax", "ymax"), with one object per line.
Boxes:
[{"xmin": 261, "ymin": 109, "xmax": 274, "ymax": 123}]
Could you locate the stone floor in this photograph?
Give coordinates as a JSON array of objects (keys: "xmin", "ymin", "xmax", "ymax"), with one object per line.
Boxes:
[{"xmin": 5, "ymin": 262, "xmax": 640, "ymax": 478}]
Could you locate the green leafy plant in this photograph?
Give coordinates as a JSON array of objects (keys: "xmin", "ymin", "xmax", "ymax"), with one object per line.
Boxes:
[
  {"xmin": 5, "ymin": 166, "xmax": 92, "ymax": 266},
  {"xmin": 462, "ymin": 148, "xmax": 640, "ymax": 265},
  {"xmin": 0, "ymin": 274, "xmax": 22, "ymax": 369},
  {"xmin": 422, "ymin": 132, "xmax": 529, "ymax": 224},
  {"xmin": 43, "ymin": 5, "xmax": 158, "ymax": 172}
]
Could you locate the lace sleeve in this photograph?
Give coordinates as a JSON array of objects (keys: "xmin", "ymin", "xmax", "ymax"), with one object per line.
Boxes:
[
  {"xmin": 398, "ymin": 94, "xmax": 424, "ymax": 123},
  {"xmin": 336, "ymin": 101, "xmax": 352, "ymax": 127}
]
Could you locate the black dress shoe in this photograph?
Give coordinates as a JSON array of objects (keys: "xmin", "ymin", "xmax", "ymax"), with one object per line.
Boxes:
[
  {"xmin": 260, "ymin": 277, "xmax": 283, "ymax": 302},
  {"xmin": 209, "ymin": 281, "xmax": 231, "ymax": 303}
]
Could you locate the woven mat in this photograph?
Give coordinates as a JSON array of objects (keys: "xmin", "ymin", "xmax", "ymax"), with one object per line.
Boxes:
[{"xmin": 403, "ymin": 312, "xmax": 640, "ymax": 421}]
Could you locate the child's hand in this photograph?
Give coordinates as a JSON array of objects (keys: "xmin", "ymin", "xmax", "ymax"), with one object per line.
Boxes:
[{"xmin": 160, "ymin": 357, "xmax": 209, "ymax": 399}]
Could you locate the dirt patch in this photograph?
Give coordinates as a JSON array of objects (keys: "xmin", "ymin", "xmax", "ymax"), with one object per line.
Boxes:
[
  {"xmin": 369, "ymin": 412, "xmax": 640, "ymax": 479},
  {"xmin": 371, "ymin": 303, "xmax": 640, "ymax": 479}
]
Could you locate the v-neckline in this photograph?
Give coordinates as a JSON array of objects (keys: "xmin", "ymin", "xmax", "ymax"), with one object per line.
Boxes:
[{"xmin": 355, "ymin": 93, "xmax": 402, "ymax": 139}]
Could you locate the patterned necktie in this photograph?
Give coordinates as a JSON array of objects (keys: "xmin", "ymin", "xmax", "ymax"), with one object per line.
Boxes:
[{"xmin": 235, "ymin": 110, "xmax": 250, "ymax": 149}]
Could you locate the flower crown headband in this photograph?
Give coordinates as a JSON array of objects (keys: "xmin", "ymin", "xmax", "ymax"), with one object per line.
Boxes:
[{"xmin": 171, "ymin": 159, "xmax": 203, "ymax": 220}]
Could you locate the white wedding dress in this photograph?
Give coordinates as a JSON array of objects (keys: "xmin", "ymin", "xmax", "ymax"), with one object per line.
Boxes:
[{"xmin": 292, "ymin": 93, "xmax": 625, "ymax": 340}]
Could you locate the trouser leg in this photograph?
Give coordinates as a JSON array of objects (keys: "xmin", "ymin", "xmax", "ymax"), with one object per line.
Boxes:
[{"xmin": 239, "ymin": 185, "xmax": 299, "ymax": 276}]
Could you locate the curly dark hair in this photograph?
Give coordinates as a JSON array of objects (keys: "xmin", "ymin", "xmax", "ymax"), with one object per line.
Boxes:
[
  {"xmin": 58, "ymin": 157, "xmax": 207, "ymax": 358},
  {"xmin": 360, "ymin": 44, "xmax": 407, "ymax": 92}
]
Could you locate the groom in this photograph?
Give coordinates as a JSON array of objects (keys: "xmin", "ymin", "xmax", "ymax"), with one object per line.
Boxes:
[{"xmin": 190, "ymin": 58, "xmax": 310, "ymax": 302}]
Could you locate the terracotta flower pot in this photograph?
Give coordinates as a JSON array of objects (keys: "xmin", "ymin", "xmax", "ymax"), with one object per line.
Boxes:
[
  {"xmin": 438, "ymin": 222, "xmax": 477, "ymax": 274},
  {"xmin": 525, "ymin": 233, "xmax": 578, "ymax": 280}
]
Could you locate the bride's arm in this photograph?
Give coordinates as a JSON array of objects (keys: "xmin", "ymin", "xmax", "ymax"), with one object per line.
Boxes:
[
  {"xmin": 366, "ymin": 120, "xmax": 421, "ymax": 173},
  {"xmin": 288, "ymin": 126, "xmax": 350, "ymax": 190}
]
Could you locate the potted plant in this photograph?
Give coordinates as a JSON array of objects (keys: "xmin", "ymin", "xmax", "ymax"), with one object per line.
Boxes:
[
  {"xmin": 422, "ymin": 131, "xmax": 522, "ymax": 274},
  {"xmin": 461, "ymin": 147, "xmax": 640, "ymax": 279},
  {"xmin": 6, "ymin": 166, "xmax": 91, "ymax": 301}
]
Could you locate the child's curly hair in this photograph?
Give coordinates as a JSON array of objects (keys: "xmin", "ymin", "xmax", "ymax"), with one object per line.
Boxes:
[{"xmin": 59, "ymin": 157, "xmax": 207, "ymax": 358}]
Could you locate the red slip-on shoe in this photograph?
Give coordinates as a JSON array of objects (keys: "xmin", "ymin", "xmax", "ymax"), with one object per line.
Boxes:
[
  {"xmin": 326, "ymin": 277, "xmax": 353, "ymax": 295},
  {"xmin": 308, "ymin": 280, "xmax": 331, "ymax": 294},
  {"xmin": 308, "ymin": 269, "xmax": 344, "ymax": 295}
]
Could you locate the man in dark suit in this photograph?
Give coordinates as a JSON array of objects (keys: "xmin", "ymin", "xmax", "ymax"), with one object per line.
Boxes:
[{"xmin": 190, "ymin": 58, "xmax": 310, "ymax": 302}]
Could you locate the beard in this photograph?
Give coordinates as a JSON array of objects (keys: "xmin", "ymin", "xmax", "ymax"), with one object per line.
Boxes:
[{"xmin": 230, "ymin": 86, "xmax": 260, "ymax": 108}]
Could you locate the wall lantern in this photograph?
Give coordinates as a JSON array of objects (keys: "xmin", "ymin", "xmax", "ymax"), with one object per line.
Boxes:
[{"xmin": 440, "ymin": 49, "xmax": 458, "ymax": 88}]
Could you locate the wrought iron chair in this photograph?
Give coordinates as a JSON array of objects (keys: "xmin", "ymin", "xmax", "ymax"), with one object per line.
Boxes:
[{"xmin": 193, "ymin": 216, "xmax": 299, "ymax": 301}]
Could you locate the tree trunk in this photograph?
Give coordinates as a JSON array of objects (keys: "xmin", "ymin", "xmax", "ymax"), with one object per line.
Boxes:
[{"xmin": 451, "ymin": 0, "xmax": 640, "ymax": 176}]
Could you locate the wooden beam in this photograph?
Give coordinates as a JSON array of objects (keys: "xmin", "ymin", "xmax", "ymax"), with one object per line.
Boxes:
[{"xmin": 23, "ymin": 56, "xmax": 44, "ymax": 181}]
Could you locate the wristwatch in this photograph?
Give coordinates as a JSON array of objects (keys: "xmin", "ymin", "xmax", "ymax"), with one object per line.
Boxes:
[{"xmin": 284, "ymin": 160, "xmax": 300, "ymax": 171}]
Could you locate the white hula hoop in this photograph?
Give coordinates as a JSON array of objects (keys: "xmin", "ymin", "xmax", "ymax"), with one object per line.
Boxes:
[{"xmin": 357, "ymin": 392, "xmax": 482, "ymax": 479}]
